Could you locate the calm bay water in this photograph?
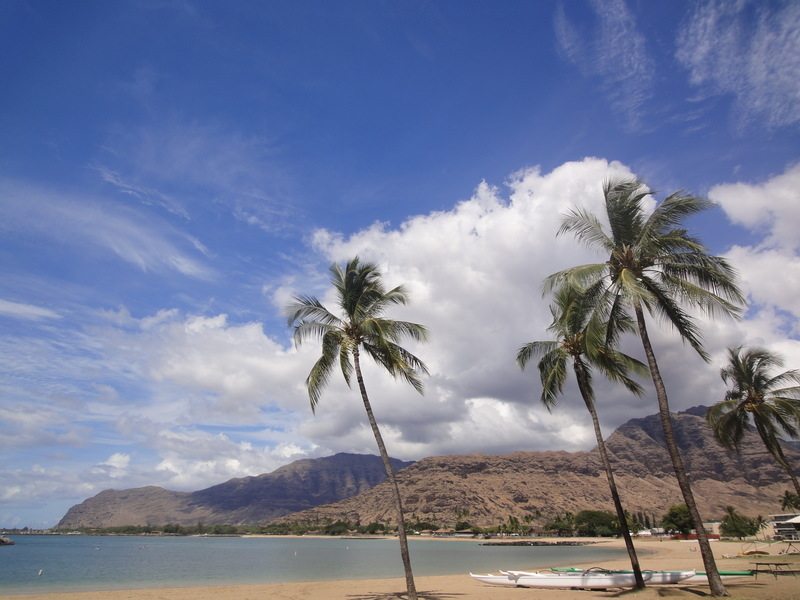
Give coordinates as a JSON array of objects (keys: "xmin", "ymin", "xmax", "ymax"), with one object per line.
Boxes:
[{"xmin": 0, "ymin": 535, "xmax": 625, "ymax": 594}]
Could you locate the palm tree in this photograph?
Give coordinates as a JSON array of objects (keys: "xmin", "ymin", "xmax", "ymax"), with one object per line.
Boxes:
[
  {"xmin": 754, "ymin": 515, "xmax": 769, "ymax": 541},
  {"xmin": 517, "ymin": 283, "xmax": 649, "ymax": 588},
  {"xmin": 546, "ymin": 178, "xmax": 745, "ymax": 597},
  {"xmin": 286, "ymin": 257, "xmax": 429, "ymax": 600},
  {"xmin": 707, "ymin": 346, "xmax": 800, "ymax": 497},
  {"xmin": 781, "ymin": 490, "xmax": 800, "ymax": 511},
  {"xmin": 720, "ymin": 505, "xmax": 758, "ymax": 539}
]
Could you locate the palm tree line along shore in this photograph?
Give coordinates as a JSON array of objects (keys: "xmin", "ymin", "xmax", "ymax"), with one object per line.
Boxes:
[{"xmin": 286, "ymin": 177, "xmax": 800, "ymax": 599}]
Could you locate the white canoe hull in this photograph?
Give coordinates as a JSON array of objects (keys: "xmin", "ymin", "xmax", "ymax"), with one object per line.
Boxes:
[
  {"xmin": 647, "ymin": 570, "xmax": 696, "ymax": 584},
  {"xmin": 470, "ymin": 573, "xmax": 524, "ymax": 587},
  {"xmin": 470, "ymin": 570, "xmax": 652, "ymax": 589},
  {"xmin": 550, "ymin": 567, "xmax": 695, "ymax": 584}
]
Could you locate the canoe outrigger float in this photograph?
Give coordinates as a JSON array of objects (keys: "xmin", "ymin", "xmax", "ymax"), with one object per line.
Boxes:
[{"xmin": 682, "ymin": 570, "xmax": 756, "ymax": 584}]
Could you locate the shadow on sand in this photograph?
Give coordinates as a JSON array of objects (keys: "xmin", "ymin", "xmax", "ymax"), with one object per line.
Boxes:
[{"xmin": 347, "ymin": 592, "xmax": 466, "ymax": 600}]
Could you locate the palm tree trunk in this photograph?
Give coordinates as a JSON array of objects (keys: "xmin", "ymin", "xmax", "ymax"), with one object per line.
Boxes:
[
  {"xmin": 779, "ymin": 454, "xmax": 800, "ymax": 497},
  {"xmin": 573, "ymin": 359, "xmax": 646, "ymax": 589},
  {"xmin": 353, "ymin": 348, "xmax": 418, "ymax": 600},
  {"xmin": 633, "ymin": 304, "xmax": 728, "ymax": 597}
]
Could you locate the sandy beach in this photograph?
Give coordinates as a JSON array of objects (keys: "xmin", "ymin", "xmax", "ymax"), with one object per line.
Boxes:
[{"xmin": 2, "ymin": 537, "xmax": 797, "ymax": 600}]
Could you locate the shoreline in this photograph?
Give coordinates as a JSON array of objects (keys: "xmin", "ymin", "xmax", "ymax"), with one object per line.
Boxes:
[{"xmin": 1, "ymin": 537, "xmax": 797, "ymax": 600}]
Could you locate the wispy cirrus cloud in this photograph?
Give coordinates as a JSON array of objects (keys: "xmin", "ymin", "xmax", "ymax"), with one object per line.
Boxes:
[
  {"xmin": 98, "ymin": 112, "xmax": 298, "ymax": 233},
  {"xmin": 93, "ymin": 165, "xmax": 190, "ymax": 220},
  {"xmin": 0, "ymin": 299, "xmax": 60, "ymax": 321},
  {"xmin": 554, "ymin": 0, "xmax": 654, "ymax": 129},
  {"xmin": 676, "ymin": 0, "xmax": 800, "ymax": 131},
  {"xmin": 0, "ymin": 178, "xmax": 214, "ymax": 280}
]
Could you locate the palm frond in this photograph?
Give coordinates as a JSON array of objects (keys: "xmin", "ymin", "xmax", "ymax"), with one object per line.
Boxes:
[
  {"xmin": 306, "ymin": 329, "xmax": 346, "ymax": 412},
  {"xmin": 657, "ymin": 253, "xmax": 745, "ymax": 317},
  {"xmin": 712, "ymin": 345, "xmax": 800, "ymax": 476},
  {"xmin": 753, "ymin": 419, "xmax": 792, "ymax": 469},
  {"xmin": 552, "ymin": 178, "xmax": 744, "ymax": 377},
  {"xmin": 362, "ymin": 339, "xmax": 428, "ymax": 394},
  {"xmin": 292, "ymin": 320, "xmax": 337, "ymax": 347},
  {"xmin": 658, "ymin": 272, "xmax": 743, "ymax": 323},
  {"xmin": 771, "ymin": 378, "xmax": 800, "ymax": 400},
  {"xmin": 536, "ymin": 347, "xmax": 569, "ymax": 410},
  {"xmin": 542, "ymin": 263, "xmax": 607, "ymax": 296},
  {"xmin": 524, "ymin": 280, "xmax": 647, "ymax": 411},
  {"xmin": 646, "ymin": 228, "xmax": 706, "ymax": 256},
  {"xmin": 286, "ymin": 295, "xmax": 342, "ymax": 329},
  {"xmin": 558, "ymin": 207, "xmax": 615, "ymax": 253},
  {"xmin": 604, "ymin": 178, "xmax": 648, "ymax": 245},
  {"xmin": 581, "ymin": 278, "xmax": 632, "ymax": 349},
  {"xmin": 290, "ymin": 256, "xmax": 429, "ymax": 410},
  {"xmin": 706, "ymin": 399, "xmax": 749, "ymax": 451},
  {"xmin": 516, "ymin": 341, "xmax": 559, "ymax": 370},
  {"xmin": 642, "ymin": 191, "xmax": 714, "ymax": 236},
  {"xmin": 615, "ymin": 267, "xmax": 657, "ymax": 307},
  {"xmin": 637, "ymin": 274, "xmax": 709, "ymax": 360},
  {"xmin": 592, "ymin": 346, "xmax": 649, "ymax": 396},
  {"xmin": 381, "ymin": 285, "xmax": 412, "ymax": 308},
  {"xmin": 338, "ymin": 337, "xmax": 354, "ymax": 388},
  {"xmin": 364, "ymin": 318, "xmax": 429, "ymax": 344},
  {"xmin": 756, "ymin": 396, "xmax": 800, "ymax": 438}
]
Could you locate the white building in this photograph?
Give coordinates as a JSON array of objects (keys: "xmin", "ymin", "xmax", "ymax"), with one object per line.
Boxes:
[{"xmin": 769, "ymin": 514, "xmax": 800, "ymax": 540}]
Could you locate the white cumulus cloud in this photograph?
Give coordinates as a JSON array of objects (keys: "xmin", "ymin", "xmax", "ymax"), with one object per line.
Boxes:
[{"xmin": 5, "ymin": 157, "xmax": 799, "ymax": 524}]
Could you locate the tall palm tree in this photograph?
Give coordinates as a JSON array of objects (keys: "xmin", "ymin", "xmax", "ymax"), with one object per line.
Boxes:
[
  {"xmin": 707, "ymin": 346, "xmax": 800, "ymax": 496},
  {"xmin": 286, "ymin": 257, "xmax": 429, "ymax": 600},
  {"xmin": 546, "ymin": 178, "xmax": 745, "ymax": 597},
  {"xmin": 517, "ymin": 283, "xmax": 649, "ymax": 589}
]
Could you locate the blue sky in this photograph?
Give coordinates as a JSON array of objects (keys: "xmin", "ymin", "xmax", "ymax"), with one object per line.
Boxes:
[{"xmin": 2, "ymin": 0, "xmax": 799, "ymax": 528}]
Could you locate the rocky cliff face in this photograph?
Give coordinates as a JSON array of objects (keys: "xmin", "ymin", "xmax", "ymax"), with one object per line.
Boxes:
[
  {"xmin": 58, "ymin": 408, "xmax": 800, "ymax": 529},
  {"xmin": 57, "ymin": 453, "xmax": 413, "ymax": 528},
  {"xmin": 273, "ymin": 409, "xmax": 800, "ymax": 528}
]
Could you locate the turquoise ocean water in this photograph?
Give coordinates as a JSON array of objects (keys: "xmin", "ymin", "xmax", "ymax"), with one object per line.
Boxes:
[{"xmin": 0, "ymin": 535, "xmax": 626, "ymax": 594}]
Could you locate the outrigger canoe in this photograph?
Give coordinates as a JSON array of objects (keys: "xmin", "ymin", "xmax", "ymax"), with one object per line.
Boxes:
[
  {"xmin": 552, "ymin": 567, "xmax": 755, "ymax": 585},
  {"xmin": 551, "ymin": 566, "xmax": 696, "ymax": 584},
  {"xmin": 470, "ymin": 569, "xmax": 653, "ymax": 589}
]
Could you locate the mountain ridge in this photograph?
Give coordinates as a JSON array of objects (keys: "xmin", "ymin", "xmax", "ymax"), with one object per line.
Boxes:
[
  {"xmin": 57, "ymin": 408, "xmax": 800, "ymax": 529},
  {"xmin": 272, "ymin": 408, "xmax": 800, "ymax": 528},
  {"xmin": 57, "ymin": 453, "xmax": 413, "ymax": 529}
]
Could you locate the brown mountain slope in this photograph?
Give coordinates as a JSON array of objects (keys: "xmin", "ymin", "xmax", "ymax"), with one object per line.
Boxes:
[
  {"xmin": 57, "ymin": 486, "xmax": 194, "ymax": 529},
  {"xmin": 57, "ymin": 453, "xmax": 413, "ymax": 529},
  {"xmin": 274, "ymin": 409, "xmax": 800, "ymax": 528}
]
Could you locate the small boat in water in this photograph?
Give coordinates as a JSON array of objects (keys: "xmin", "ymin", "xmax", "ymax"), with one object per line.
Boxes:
[
  {"xmin": 0, "ymin": 536, "xmax": 14, "ymax": 546},
  {"xmin": 470, "ymin": 569, "xmax": 653, "ymax": 589}
]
